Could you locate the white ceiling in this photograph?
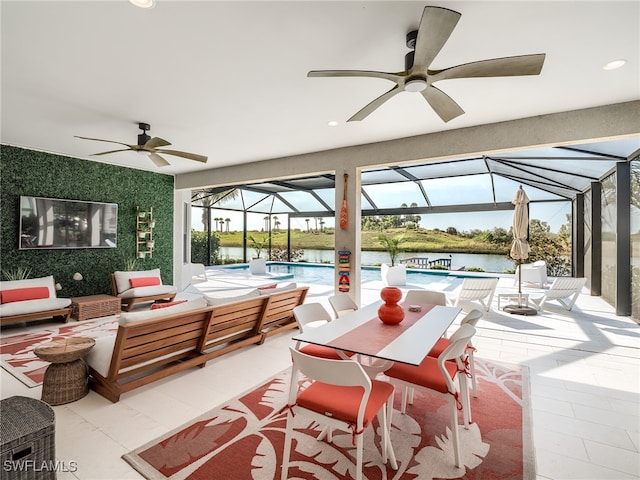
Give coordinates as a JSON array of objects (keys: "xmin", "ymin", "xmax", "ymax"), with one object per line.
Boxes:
[{"xmin": 2, "ymin": 1, "xmax": 639, "ymax": 176}]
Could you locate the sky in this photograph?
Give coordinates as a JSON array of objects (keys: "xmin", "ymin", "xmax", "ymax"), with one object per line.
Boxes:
[
  {"xmin": 194, "ymin": 200, "xmax": 571, "ymax": 234},
  {"xmin": 192, "ymin": 173, "xmax": 573, "ymax": 234}
]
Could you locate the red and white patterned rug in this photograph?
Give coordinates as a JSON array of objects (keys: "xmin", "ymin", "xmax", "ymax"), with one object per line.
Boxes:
[
  {"xmin": 124, "ymin": 359, "xmax": 534, "ymax": 480},
  {"xmin": 0, "ymin": 317, "xmax": 118, "ymax": 387}
]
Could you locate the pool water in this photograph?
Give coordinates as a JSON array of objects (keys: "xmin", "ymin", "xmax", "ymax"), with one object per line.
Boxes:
[{"xmin": 226, "ymin": 262, "xmax": 478, "ymax": 286}]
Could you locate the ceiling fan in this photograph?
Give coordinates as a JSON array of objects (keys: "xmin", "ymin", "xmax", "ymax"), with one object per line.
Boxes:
[
  {"xmin": 75, "ymin": 123, "xmax": 208, "ymax": 167},
  {"xmin": 308, "ymin": 6, "xmax": 545, "ymax": 123}
]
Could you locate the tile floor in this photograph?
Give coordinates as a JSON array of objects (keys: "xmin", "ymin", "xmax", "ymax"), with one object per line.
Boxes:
[{"xmin": 1, "ymin": 277, "xmax": 638, "ymax": 480}]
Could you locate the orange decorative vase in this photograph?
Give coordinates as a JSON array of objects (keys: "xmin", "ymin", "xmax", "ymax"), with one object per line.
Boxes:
[{"xmin": 378, "ymin": 287, "xmax": 404, "ymax": 324}]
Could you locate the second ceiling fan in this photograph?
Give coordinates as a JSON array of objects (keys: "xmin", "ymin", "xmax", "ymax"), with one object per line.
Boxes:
[
  {"xmin": 75, "ymin": 123, "xmax": 208, "ymax": 168},
  {"xmin": 308, "ymin": 6, "xmax": 546, "ymax": 123}
]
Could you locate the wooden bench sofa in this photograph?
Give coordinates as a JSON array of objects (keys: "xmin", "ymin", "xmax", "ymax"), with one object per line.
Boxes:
[
  {"xmin": 0, "ymin": 275, "xmax": 71, "ymax": 326},
  {"xmin": 86, "ymin": 286, "xmax": 308, "ymax": 402}
]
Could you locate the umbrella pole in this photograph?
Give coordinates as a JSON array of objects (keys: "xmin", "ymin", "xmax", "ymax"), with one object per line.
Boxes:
[
  {"xmin": 518, "ymin": 259, "xmax": 523, "ymax": 306},
  {"xmin": 504, "ymin": 258, "xmax": 537, "ymax": 315}
]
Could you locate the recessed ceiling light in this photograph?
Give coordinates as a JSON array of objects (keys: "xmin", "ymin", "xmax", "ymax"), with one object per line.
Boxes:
[
  {"xmin": 130, "ymin": 0, "xmax": 155, "ymax": 9},
  {"xmin": 603, "ymin": 59, "xmax": 626, "ymax": 70},
  {"xmin": 327, "ymin": 120, "xmax": 339, "ymax": 127}
]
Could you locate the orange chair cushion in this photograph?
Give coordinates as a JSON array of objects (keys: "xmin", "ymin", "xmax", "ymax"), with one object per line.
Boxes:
[
  {"xmin": 297, "ymin": 379, "xmax": 393, "ymax": 427},
  {"xmin": 257, "ymin": 284, "xmax": 277, "ymax": 290},
  {"xmin": 129, "ymin": 276, "xmax": 161, "ymax": 288},
  {"xmin": 299, "ymin": 344, "xmax": 353, "ymax": 360},
  {"xmin": 0, "ymin": 286, "xmax": 50, "ymax": 304},
  {"xmin": 427, "ymin": 337, "xmax": 450, "ymax": 358},
  {"xmin": 385, "ymin": 356, "xmax": 457, "ymax": 394}
]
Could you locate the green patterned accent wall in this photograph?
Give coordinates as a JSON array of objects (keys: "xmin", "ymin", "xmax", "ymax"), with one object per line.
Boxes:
[{"xmin": 0, "ymin": 145, "xmax": 174, "ymax": 297}]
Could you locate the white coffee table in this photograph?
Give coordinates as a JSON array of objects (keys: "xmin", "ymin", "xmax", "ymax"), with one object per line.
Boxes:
[{"xmin": 498, "ymin": 291, "xmax": 530, "ymax": 309}]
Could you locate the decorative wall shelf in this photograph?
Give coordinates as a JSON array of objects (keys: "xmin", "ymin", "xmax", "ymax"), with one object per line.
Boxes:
[{"xmin": 136, "ymin": 207, "xmax": 154, "ymax": 259}]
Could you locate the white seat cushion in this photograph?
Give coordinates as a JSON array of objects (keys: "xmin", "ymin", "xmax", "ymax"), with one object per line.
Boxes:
[
  {"xmin": 205, "ymin": 289, "xmax": 259, "ymax": 306},
  {"xmin": 258, "ymin": 282, "xmax": 297, "ymax": 295},
  {"xmin": 117, "ymin": 284, "xmax": 178, "ymax": 299},
  {"xmin": 0, "ymin": 297, "xmax": 71, "ymax": 317},
  {"xmin": 119, "ymin": 297, "xmax": 207, "ymax": 325}
]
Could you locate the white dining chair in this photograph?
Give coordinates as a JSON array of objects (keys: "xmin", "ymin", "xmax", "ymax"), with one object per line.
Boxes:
[
  {"xmin": 427, "ymin": 309, "xmax": 483, "ymax": 397},
  {"xmin": 384, "ymin": 324, "xmax": 476, "ymax": 468},
  {"xmin": 328, "ymin": 294, "xmax": 358, "ymax": 318},
  {"xmin": 404, "ymin": 289, "xmax": 447, "ymax": 306},
  {"xmin": 293, "ymin": 303, "xmax": 347, "ymax": 360},
  {"xmin": 282, "ymin": 348, "xmax": 397, "ymax": 480}
]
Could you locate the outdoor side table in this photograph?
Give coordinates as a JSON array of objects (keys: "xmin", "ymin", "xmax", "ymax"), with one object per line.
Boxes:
[
  {"xmin": 34, "ymin": 337, "xmax": 96, "ymax": 406},
  {"xmin": 498, "ymin": 291, "xmax": 530, "ymax": 309},
  {"xmin": 0, "ymin": 395, "xmax": 55, "ymax": 480},
  {"xmin": 70, "ymin": 294, "xmax": 120, "ymax": 321}
]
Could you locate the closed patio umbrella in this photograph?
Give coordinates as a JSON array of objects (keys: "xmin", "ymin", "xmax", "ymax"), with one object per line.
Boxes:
[{"xmin": 504, "ymin": 185, "xmax": 537, "ymax": 315}]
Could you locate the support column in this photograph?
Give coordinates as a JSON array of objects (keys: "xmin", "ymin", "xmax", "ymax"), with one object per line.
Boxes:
[
  {"xmin": 334, "ymin": 167, "xmax": 362, "ymax": 306},
  {"xmin": 590, "ymin": 182, "xmax": 602, "ymax": 296},
  {"xmin": 616, "ymin": 162, "xmax": 631, "ymax": 316},
  {"xmin": 573, "ymin": 193, "xmax": 585, "ymax": 277}
]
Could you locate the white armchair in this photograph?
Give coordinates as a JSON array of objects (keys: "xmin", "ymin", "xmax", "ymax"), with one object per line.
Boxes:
[{"xmin": 515, "ymin": 260, "xmax": 547, "ymax": 288}]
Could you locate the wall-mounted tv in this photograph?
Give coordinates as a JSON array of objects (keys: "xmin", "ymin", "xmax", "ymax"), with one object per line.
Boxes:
[{"xmin": 19, "ymin": 196, "xmax": 118, "ymax": 249}]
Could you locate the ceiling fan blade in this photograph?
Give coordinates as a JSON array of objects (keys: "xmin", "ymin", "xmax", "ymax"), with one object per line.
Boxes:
[
  {"xmin": 422, "ymin": 85, "xmax": 465, "ymax": 122},
  {"xmin": 144, "ymin": 137, "xmax": 171, "ymax": 149},
  {"xmin": 348, "ymin": 85, "xmax": 403, "ymax": 122},
  {"xmin": 75, "ymin": 136, "xmax": 135, "ymax": 149},
  {"xmin": 411, "ymin": 7, "xmax": 461, "ymax": 72},
  {"xmin": 308, "ymin": 70, "xmax": 402, "ymax": 83},
  {"xmin": 155, "ymin": 149, "xmax": 208, "ymax": 163},
  {"xmin": 91, "ymin": 148, "xmax": 133, "ymax": 156},
  {"xmin": 149, "ymin": 153, "xmax": 170, "ymax": 168},
  {"xmin": 431, "ymin": 54, "xmax": 546, "ymax": 82}
]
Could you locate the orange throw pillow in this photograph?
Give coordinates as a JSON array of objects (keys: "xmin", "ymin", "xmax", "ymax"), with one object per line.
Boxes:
[
  {"xmin": 1, "ymin": 286, "xmax": 50, "ymax": 304},
  {"xmin": 150, "ymin": 300, "xmax": 188, "ymax": 310},
  {"xmin": 129, "ymin": 277, "xmax": 161, "ymax": 288}
]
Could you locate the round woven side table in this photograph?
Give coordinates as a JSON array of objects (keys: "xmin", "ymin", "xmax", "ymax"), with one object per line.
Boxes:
[{"xmin": 34, "ymin": 337, "xmax": 96, "ymax": 405}]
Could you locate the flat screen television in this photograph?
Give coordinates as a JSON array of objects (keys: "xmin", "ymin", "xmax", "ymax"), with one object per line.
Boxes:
[{"xmin": 19, "ymin": 196, "xmax": 118, "ymax": 249}]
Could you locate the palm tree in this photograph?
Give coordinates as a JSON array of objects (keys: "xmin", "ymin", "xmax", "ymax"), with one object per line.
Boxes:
[
  {"xmin": 305, "ymin": 218, "xmax": 310, "ymax": 232},
  {"xmin": 191, "ymin": 188, "xmax": 239, "ymax": 232},
  {"xmin": 272, "ymin": 216, "xmax": 279, "ymax": 233},
  {"xmin": 263, "ymin": 216, "xmax": 270, "ymax": 232},
  {"xmin": 225, "ymin": 218, "xmax": 230, "ymax": 232}
]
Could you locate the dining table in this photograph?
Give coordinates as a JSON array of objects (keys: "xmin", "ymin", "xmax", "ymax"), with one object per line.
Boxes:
[{"xmin": 292, "ymin": 300, "xmax": 462, "ymax": 367}]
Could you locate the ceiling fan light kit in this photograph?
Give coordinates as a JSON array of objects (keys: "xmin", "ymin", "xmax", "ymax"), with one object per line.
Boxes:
[
  {"xmin": 308, "ymin": 6, "xmax": 546, "ymax": 123},
  {"xmin": 75, "ymin": 122, "xmax": 207, "ymax": 168}
]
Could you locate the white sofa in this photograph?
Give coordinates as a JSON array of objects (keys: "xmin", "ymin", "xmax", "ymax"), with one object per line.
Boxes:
[
  {"xmin": 0, "ymin": 275, "xmax": 71, "ymax": 326},
  {"xmin": 110, "ymin": 268, "xmax": 178, "ymax": 311}
]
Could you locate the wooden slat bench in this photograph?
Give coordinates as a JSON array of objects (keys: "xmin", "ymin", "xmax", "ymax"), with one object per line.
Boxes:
[{"xmin": 86, "ymin": 287, "xmax": 309, "ymax": 402}]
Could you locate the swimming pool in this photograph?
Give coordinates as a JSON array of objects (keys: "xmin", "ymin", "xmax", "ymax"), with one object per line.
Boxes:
[{"xmin": 223, "ymin": 262, "xmax": 482, "ymax": 286}]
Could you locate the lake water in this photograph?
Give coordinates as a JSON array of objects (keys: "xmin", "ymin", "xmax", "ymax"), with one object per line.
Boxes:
[{"xmin": 218, "ymin": 246, "xmax": 514, "ymax": 273}]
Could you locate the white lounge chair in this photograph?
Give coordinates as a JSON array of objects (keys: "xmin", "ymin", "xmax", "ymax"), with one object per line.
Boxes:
[
  {"xmin": 450, "ymin": 277, "xmax": 498, "ymax": 312},
  {"xmin": 515, "ymin": 260, "xmax": 548, "ymax": 288},
  {"xmin": 529, "ymin": 277, "xmax": 587, "ymax": 311}
]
